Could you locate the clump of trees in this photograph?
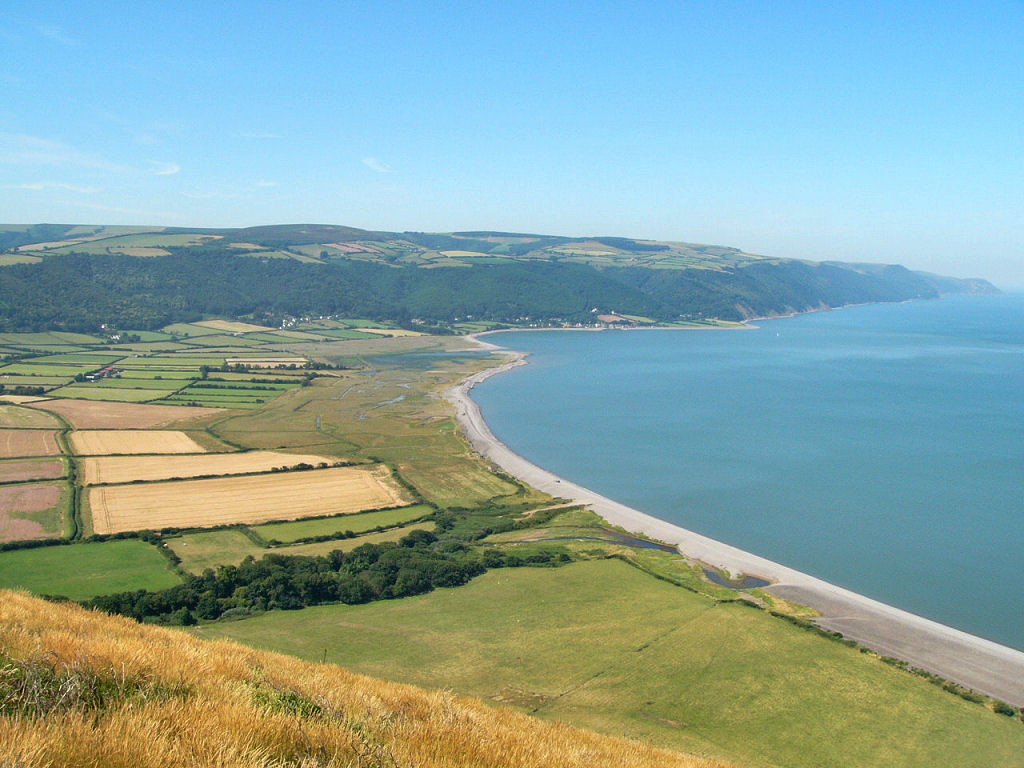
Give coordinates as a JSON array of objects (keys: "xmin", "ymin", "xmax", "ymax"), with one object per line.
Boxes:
[{"xmin": 83, "ymin": 532, "xmax": 486, "ymax": 624}]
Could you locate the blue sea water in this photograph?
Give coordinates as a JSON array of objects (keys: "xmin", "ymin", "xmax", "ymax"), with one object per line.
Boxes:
[{"xmin": 471, "ymin": 295, "xmax": 1024, "ymax": 650}]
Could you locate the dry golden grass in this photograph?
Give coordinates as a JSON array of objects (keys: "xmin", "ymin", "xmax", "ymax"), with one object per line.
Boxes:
[
  {"xmin": 89, "ymin": 465, "xmax": 411, "ymax": 534},
  {"xmin": 70, "ymin": 430, "xmax": 208, "ymax": 456},
  {"xmin": 0, "ymin": 590, "xmax": 726, "ymax": 768},
  {"xmin": 352, "ymin": 327, "xmax": 424, "ymax": 337},
  {"xmin": 29, "ymin": 398, "xmax": 222, "ymax": 429},
  {"xmin": 195, "ymin": 319, "xmax": 274, "ymax": 333},
  {"xmin": 225, "ymin": 357, "xmax": 308, "ymax": 368},
  {"xmin": 0, "ymin": 429, "xmax": 61, "ymax": 458},
  {"xmin": 80, "ymin": 450, "xmax": 339, "ymax": 485}
]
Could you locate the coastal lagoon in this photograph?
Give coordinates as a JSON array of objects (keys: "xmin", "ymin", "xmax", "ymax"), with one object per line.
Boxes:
[{"xmin": 472, "ymin": 295, "xmax": 1024, "ymax": 650}]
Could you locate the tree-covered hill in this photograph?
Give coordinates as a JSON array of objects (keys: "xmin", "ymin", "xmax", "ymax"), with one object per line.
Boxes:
[{"xmin": 0, "ymin": 223, "xmax": 999, "ymax": 332}]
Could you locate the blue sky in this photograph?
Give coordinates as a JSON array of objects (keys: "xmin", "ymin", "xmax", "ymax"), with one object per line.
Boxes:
[{"xmin": 2, "ymin": 1, "xmax": 1022, "ymax": 285}]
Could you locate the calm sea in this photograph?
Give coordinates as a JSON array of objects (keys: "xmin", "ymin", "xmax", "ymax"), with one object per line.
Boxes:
[{"xmin": 471, "ymin": 295, "xmax": 1024, "ymax": 650}]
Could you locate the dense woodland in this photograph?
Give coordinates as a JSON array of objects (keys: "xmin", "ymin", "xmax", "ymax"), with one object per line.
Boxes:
[{"xmin": 0, "ymin": 245, "xmax": 978, "ymax": 332}]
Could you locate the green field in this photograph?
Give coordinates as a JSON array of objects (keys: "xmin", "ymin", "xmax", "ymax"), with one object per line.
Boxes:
[
  {"xmin": 253, "ymin": 503, "xmax": 434, "ymax": 542},
  {"xmin": 0, "ymin": 332, "xmax": 103, "ymax": 346},
  {"xmin": 170, "ymin": 523, "xmax": 431, "ymax": 573},
  {"xmin": 161, "ymin": 323, "xmax": 223, "ymax": 337},
  {"xmin": 0, "ymin": 539, "xmax": 181, "ymax": 599},
  {"xmin": 47, "ymin": 385, "xmax": 178, "ymax": 402},
  {"xmin": 202, "ymin": 558, "xmax": 1024, "ymax": 768},
  {"xmin": 180, "ymin": 334, "xmax": 267, "ymax": 348},
  {"xmin": 0, "ymin": 363, "xmax": 90, "ymax": 377},
  {"xmin": 34, "ymin": 353, "xmax": 124, "ymax": 365},
  {"xmin": 90, "ymin": 378, "xmax": 189, "ymax": 390}
]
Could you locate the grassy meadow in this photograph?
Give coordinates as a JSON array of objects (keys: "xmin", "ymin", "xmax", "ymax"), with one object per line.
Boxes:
[
  {"xmin": 0, "ymin": 539, "xmax": 180, "ymax": 599},
  {"xmin": 253, "ymin": 503, "xmax": 434, "ymax": 542},
  {"xmin": 1, "ymin": 590, "xmax": 726, "ymax": 768},
  {"xmin": 203, "ymin": 558, "xmax": 1024, "ymax": 768}
]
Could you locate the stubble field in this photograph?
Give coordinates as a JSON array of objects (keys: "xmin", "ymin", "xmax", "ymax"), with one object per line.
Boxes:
[
  {"xmin": 70, "ymin": 430, "xmax": 208, "ymax": 455},
  {"xmin": 79, "ymin": 450, "xmax": 339, "ymax": 485},
  {"xmin": 28, "ymin": 398, "xmax": 221, "ymax": 429},
  {"xmin": 88, "ymin": 464, "xmax": 410, "ymax": 534}
]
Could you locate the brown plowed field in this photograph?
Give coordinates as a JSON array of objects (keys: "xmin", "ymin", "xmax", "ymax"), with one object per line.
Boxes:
[
  {"xmin": 80, "ymin": 450, "xmax": 338, "ymax": 485},
  {"xmin": 70, "ymin": 430, "xmax": 207, "ymax": 455},
  {"xmin": 27, "ymin": 399, "xmax": 221, "ymax": 429},
  {"xmin": 0, "ymin": 458, "xmax": 64, "ymax": 483},
  {"xmin": 89, "ymin": 465, "xmax": 410, "ymax": 534},
  {"xmin": 0, "ymin": 482, "xmax": 63, "ymax": 542},
  {"xmin": 0, "ymin": 430, "xmax": 60, "ymax": 458}
]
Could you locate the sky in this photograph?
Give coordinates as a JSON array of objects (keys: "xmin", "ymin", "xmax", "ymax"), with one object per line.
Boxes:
[{"xmin": 2, "ymin": 1, "xmax": 1022, "ymax": 286}]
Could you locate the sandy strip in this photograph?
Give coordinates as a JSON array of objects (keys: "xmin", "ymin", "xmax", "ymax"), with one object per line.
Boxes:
[{"xmin": 444, "ymin": 336, "xmax": 1024, "ymax": 706}]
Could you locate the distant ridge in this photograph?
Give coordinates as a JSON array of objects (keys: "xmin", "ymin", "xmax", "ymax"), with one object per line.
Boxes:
[{"xmin": 0, "ymin": 222, "xmax": 1000, "ymax": 332}]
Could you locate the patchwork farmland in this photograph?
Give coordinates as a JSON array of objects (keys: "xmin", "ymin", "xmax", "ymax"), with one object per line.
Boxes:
[{"xmin": 88, "ymin": 464, "xmax": 411, "ymax": 534}]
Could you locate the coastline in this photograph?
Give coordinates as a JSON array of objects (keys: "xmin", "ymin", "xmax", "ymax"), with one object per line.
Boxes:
[{"xmin": 444, "ymin": 333, "xmax": 1024, "ymax": 706}]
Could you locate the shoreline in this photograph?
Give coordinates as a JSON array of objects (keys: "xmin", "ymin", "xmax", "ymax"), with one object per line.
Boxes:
[{"xmin": 444, "ymin": 333, "xmax": 1024, "ymax": 706}]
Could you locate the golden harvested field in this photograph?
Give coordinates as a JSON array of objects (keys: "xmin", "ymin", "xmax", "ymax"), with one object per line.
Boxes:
[
  {"xmin": 0, "ymin": 429, "xmax": 60, "ymax": 458},
  {"xmin": 354, "ymin": 327, "xmax": 424, "ymax": 337},
  {"xmin": 80, "ymin": 450, "xmax": 339, "ymax": 485},
  {"xmin": 195, "ymin": 319, "xmax": 273, "ymax": 333},
  {"xmin": 27, "ymin": 398, "xmax": 221, "ymax": 428},
  {"xmin": 224, "ymin": 357, "xmax": 307, "ymax": 368},
  {"xmin": 0, "ymin": 458, "xmax": 64, "ymax": 483},
  {"xmin": 0, "ymin": 405, "xmax": 60, "ymax": 428},
  {"xmin": 70, "ymin": 430, "xmax": 208, "ymax": 455},
  {"xmin": 89, "ymin": 465, "xmax": 411, "ymax": 534}
]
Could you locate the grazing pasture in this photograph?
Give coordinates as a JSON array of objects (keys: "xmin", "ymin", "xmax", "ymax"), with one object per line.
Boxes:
[
  {"xmin": 0, "ymin": 405, "xmax": 60, "ymax": 428},
  {"xmin": 171, "ymin": 523, "xmax": 431, "ymax": 573},
  {"xmin": 0, "ymin": 429, "xmax": 61, "ymax": 458},
  {"xmin": 70, "ymin": 430, "xmax": 208, "ymax": 455},
  {"xmin": 0, "ymin": 481, "xmax": 67, "ymax": 542},
  {"xmin": 206, "ymin": 559, "xmax": 1024, "ymax": 768},
  {"xmin": 0, "ymin": 458, "xmax": 65, "ymax": 484},
  {"xmin": 0, "ymin": 540, "xmax": 181, "ymax": 599},
  {"xmin": 80, "ymin": 449, "xmax": 338, "ymax": 485},
  {"xmin": 89, "ymin": 464, "xmax": 410, "ymax": 534},
  {"xmin": 27, "ymin": 398, "xmax": 221, "ymax": 428},
  {"xmin": 47, "ymin": 385, "xmax": 178, "ymax": 402}
]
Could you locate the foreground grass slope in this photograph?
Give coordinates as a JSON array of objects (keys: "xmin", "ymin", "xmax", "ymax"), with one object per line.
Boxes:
[
  {"xmin": 0, "ymin": 590, "xmax": 727, "ymax": 768},
  {"xmin": 204, "ymin": 559, "xmax": 1024, "ymax": 768}
]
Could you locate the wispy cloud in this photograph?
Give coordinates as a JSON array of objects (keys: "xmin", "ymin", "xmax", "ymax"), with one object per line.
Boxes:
[
  {"xmin": 39, "ymin": 25, "xmax": 77, "ymax": 46},
  {"xmin": 362, "ymin": 156, "xmax": 394, "ymax": 174},
  {"xmin": 241, "ymin": 130, "xmax": 283, "ymax": 139},
  {"xmin": 0, "ymin": 132, "xmax": 129, "ymax": 172},
  {"xmin": 12, "ymin": 181, "xmax": 100, "ymax": 193},
  {"xmin": 182, "ymin": 189, "xmax": 238, "ymax": 200},
  {"xmin": 149, "ymin": 161, "xmax": 180, "ymax": 176},
  {"xmin": 255, "ymin": 180, "xmax": 278, "ymax": 187}
]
